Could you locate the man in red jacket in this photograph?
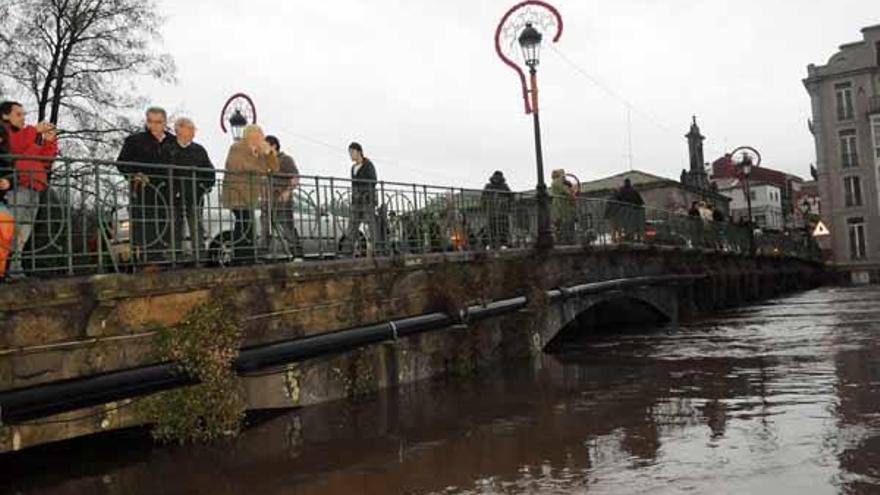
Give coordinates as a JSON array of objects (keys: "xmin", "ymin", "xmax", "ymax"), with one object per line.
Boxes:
[{"xmin": 0, "ymin": 101, "xmax": 58, "ymax": 278}]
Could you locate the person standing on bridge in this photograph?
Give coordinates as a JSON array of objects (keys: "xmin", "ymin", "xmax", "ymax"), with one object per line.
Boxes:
[
  {"xmin": 162, "ymin": 117, "xmax": 215, "ymax": 264},
  {"xmin": 264, "ymin": 135, "xmax": 303, "ymax": 260},
  {"xmin": 344, "ymin": 142, "xmax": 377, "ymax": 257},
  {"xmin": 0, "ymin": 123, "xmax": 14, "ymax": 281},
  {"xmin": 221, "ymin": 125, "xmax": 279, "ymax": 263},
  {"xmin": 1, "ymin": 101, "xmax": 58, "ymax": 279},
  {"xmin": 117, "ymin": 107, "xmax": 174, "ymax": 266},
  {"xmin": 612, "ymin": 178, "xmax": 645, "ymax": 243},
  {"xmin": 481, "ymin": 171, "xmax": 513, "ymax": 249}
]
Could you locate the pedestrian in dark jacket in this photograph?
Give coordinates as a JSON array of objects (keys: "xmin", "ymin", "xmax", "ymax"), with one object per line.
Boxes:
[
  {"xmin": 611, "ymin": 178, "xmax": 645, "ymax": 242},
  {"xmin": 162, "ymin": 117, "xmax": 215, "ymax": 262},
  {"xmin": 344, "ymin": 142, "xmax": 378, "ymax": 256},
  {"xmin": 117, "ymin": 106, "xmax": 174, "ymax": 264},
  {"xmin": 481, "ymin": 171, "xmax": 513, "ymax": 249}
]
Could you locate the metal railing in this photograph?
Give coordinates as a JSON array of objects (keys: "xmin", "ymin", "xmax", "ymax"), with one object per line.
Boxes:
[{"xmin": 0, "ymin": 155, "xmax": 820, "ymax": 279}]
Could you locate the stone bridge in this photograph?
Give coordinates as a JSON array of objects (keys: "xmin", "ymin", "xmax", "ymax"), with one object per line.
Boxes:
[{"xmin": 0, "ymin": 246, "xmax": 822, "ymax": 453}]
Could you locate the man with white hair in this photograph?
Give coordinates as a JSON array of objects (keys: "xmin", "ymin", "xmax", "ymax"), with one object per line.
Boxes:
[
  {"xmin": 162, "ymin": 117, "xmax": 215, "ymax": 264},
  {"xmin": 221, "ymin": 124, "xmax": 278, "ymax": 262}
]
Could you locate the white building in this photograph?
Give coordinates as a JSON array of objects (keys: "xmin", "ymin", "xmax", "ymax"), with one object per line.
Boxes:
[{"xmin": 716, "ymin": 179, "xmax": 785, "ymax": 231}]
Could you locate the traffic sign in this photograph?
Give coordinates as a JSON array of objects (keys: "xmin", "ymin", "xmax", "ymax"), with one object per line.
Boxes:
[{"xmin": 812, "ymin": 221, "xmax": 830, "ymax": 237}]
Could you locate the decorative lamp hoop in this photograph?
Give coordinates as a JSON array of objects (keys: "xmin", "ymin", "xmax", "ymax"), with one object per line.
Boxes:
[
  {"xmin": 495, "ymin": 1, "xmax": 563, "ymax": 114},
  {"xmin": 730, "ymin": 146, "xmax": 762, "ymax": 169},
  {"xmin": 220, "ymin": 93, "xmax": 257, "ymax": 133}
]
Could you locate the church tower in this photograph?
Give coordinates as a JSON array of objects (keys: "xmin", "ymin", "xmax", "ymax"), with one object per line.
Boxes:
[{"xmin": 681, "ymin": 116, "xmax": 710, "ymax": 190}]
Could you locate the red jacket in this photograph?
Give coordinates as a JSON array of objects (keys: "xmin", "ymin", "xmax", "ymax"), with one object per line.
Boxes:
[{"xmin": 6, "ymin": 124, "xmax": 58, "ymax": 192}]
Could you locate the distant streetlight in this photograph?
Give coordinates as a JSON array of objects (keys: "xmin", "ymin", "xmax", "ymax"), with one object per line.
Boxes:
[
  {"xmin": 731, "ymin": 146, "xmax": 762, "ymax": 255},
  {"xmin": 220, "ymin": 93, "xmax": 257, "ymax": 142},
  {"xmin": 228, "ymin": 109, "xmax": 248, "ymax": 141}
]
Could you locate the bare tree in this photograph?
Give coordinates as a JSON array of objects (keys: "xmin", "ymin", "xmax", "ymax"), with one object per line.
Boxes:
[{"xmin": 0, "ymin": 0, "xmax": 176, "ymax": 156}]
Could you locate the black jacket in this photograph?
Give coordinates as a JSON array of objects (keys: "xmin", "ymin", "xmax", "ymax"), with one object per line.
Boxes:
[
  {"xmin": 117, "ymin": 130, "xmax": 176, "ymax": 184},
  {"xmin": 351, "ymin": 158, "xmax": 377, "ymax": 206},
  {"xmin": 162, "ymin": 140, "xmax": 216, "ymax": 200},
  {"xmin": 0, "ymin": 126, "xmax": 12, "ymax": 203},
  {"xmin": 614, "ymin": 185, "xmax": 644, "ymax": 207},
  {"xmin": 481, "ymin": 172, "xmax": 513, "ymax": 212}
]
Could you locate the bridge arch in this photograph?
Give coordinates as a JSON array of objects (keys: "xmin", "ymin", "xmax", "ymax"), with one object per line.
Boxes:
[{"xmin": 541, "ymin": 286, "xmax": 679, "ymax": 351}]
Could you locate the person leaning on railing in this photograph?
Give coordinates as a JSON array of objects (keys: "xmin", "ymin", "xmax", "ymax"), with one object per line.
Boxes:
[
  {"xmin": 221, "ymin": 125, "xmax": 279, "ymax": 263},
  {"xmin": 0, "ymin": 101, "xmax": 58, "ymax": 280},
  {"xmin": 550, "ymin": 169, "xmax": 576, "ymax": 245},
  {"xmin": 117, "ymin": 106, "xmax": 174, "ymax": 265},
  {"xmin": 481, "ymin": 170, "xmax": 512, "ymax": 249},
  {"xmin": 162, "ymin": 117, "xmax": 215, "ymax": 263}
]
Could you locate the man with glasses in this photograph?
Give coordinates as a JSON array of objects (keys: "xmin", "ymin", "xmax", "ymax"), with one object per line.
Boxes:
[{"xmin": 117, "ymin": 107, "xmax": 174, "ymax": 266}]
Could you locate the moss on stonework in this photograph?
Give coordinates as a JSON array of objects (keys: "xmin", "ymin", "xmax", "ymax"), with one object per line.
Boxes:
[
  {"xmin": 135, "ymin": 295, "xmax": 245, "ymax": 445},
  {"xmin": 331, "ymin": 348, "xmax": 378, "ymax": 402}
]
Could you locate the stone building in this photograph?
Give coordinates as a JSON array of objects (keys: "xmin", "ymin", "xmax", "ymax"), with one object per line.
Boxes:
[
  {"xmin": 803, "ymin": 24, "xmax": 880, "ymax": 282},
  {"xmin": 577, "ymin": 118, "xmax": 730, "ymax": 215}
]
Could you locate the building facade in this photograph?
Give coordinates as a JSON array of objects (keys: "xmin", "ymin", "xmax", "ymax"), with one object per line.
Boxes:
[
  {"xmin": 716, "ymin": 179, "xmax": 785, "ymax": 231},
  {"xmin": 804, "ymin": 24, "xmax": 880, "ymax": 281},
  {"xmin": 711, "ymin": 155, "xmax": 805, "ymax": 229}
]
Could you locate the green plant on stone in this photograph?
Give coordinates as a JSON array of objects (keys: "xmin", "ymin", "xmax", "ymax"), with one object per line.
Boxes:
[{"xmin": 136, "ymin": 296, "xmax": 245, "ymax": 444}]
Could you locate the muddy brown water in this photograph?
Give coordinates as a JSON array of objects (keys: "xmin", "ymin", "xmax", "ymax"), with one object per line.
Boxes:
[{"xmin": 2, "ymin": 286, "xmax": 879, "ymax": 494}]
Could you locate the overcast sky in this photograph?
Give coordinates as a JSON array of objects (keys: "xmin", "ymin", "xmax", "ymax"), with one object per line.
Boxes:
[{"xmin": 148, "ymin": 0, "xmax": 878, "ymax": 190}]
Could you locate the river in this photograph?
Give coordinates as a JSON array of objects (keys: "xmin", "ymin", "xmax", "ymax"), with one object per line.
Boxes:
[{"xmin": 3, "ymin": 286, "xmax": 879, "ymax": 494}]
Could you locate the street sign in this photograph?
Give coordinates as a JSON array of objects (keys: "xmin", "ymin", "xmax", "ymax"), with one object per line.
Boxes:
[{"xmin": 813, "ymin": 221, "xmax": 830, "ymax": 237}]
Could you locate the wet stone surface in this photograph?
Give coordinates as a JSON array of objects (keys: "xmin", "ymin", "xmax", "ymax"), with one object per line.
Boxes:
[{"xmin": 2, "ymin": 286, "xmax": 879, "ymax": 494}]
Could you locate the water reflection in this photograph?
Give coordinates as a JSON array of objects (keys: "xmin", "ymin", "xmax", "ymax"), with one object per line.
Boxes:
[{"xmin": 3, "ymin": 287, "xmax": 879, "ymax": 494}]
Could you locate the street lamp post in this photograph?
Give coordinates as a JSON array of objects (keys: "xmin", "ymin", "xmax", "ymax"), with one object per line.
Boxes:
[
  {"xmin": 731, "ymin": 146, "xmax": 761, "ymax": 256},
  {"xmin": 740, "ymin": 156, "xmax": 755, "ymax": 255},
  {"xmin": 519, "ymin": 23, "xmax": 553, "ymax": 250}
]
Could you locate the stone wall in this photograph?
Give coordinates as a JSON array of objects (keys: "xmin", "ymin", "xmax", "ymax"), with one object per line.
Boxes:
[{"xmin": 0, "ymin": 246, "xmax": 823, "ymax": 453}]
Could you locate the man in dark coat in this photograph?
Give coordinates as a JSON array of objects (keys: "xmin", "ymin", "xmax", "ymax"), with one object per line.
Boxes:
[
  {"xmin": 481, "ymin": 171, "xmax": 513, "ymax": 249},
  {"xmin": 612, "ymin": 178, "xmax": 645, "ymax": 242},
  {"xmin": 345, "ymin": 142, "xmax": 378, "ymax": 256},
  {"xmin": 162, "ymin": 117, "xmax": 215, "ymax": 263},
  {"xmin": 117, "ymin": 106, "xmax": 174, "ymax": 264}
]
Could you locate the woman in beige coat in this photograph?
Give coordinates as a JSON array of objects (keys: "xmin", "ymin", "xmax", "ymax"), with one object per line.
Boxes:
[{"xmin": 221, "ymin": 125, "xmax": 279, "ymax": 261}]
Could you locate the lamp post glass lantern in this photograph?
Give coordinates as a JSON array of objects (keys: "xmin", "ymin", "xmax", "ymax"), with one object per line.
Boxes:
[
  {"xmin": 519, "ymin": 23, "xmax": 543, "ymax": 68},
  {"xmin": 229, "ymin": 109, "xmax": 248, "ymax": 141}
]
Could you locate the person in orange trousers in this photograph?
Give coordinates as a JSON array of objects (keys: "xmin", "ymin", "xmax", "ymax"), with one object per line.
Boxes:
[{"xmin": 0, "ymin": 202, "xmax": 13, "ymax": 280}]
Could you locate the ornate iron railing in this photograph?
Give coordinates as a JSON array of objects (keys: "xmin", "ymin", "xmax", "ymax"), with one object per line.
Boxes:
[{"xmin": 0, "ymin": 155, "xmax": 820, "ymax": 279}]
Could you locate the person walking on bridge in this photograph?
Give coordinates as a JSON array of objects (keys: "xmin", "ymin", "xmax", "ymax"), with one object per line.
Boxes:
[
  {"xmin": 344, "ymin": 142, "xmax": 377, "ymax": 257},
  {"xmin": 265, "ymin": 135, "xmax": 303, "ymax": 260},
  {"xmin": 117, "ymin": 107, "xmax": 174, "ymax": 266}
]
